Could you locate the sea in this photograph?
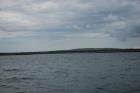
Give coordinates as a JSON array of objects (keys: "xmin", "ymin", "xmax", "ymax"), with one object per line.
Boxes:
[{"xmin": 0, "ymin": 52, "xmax": 140, "ymax": 93}]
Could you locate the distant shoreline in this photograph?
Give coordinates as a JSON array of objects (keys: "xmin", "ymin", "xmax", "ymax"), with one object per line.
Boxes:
[{"xmin": 0, "ymin": 48, "xmax": 140, "ymax": 56}]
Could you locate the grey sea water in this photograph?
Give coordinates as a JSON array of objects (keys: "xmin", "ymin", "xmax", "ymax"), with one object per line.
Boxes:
[{"xmin": 0, "ymin": 52, "xmax": 140, "ymax": 93}]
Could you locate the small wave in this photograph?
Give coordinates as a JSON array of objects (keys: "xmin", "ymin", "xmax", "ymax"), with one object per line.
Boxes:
[
  {"xmin": 20, "ymin": 77, "xmax": 34, "ymax": 80},
  {"xmin": 0, "ymin": 84, "xmax": 19, "ymax": 89},
  {"xmin": 96, "ymin": 87, "xmax": 105, "ymax": 90},
  {"xmin": 16, "ymin": 92, "xmax": 24, "ymax": 93},
  {"xmin": 4, "ymin": 68, "xmax": 21, "ymax": 72},
  {"xmin": 54, "ymin": 70, "xmax": 69, "ymax": 77},
  {"xmin": 6, "ymin": 76, "xmax": 22, "ymax": 83},
  {"xmin": 100, "ymin": 75, "xmax": 111, "ymax": 79},
  {"xmin": 96, "ymin": 87, "xmax": 115, "ymax": 92},
  {"xmin": 6, "ymin": 76, "xmax": 34, "ymax": 83},
  {"xmin": 123, "ymin": 88, "xmax": 140, "ymax": 93},
  {"xmin": 0, "ymin": 84, "xmax": 11, "ymax": 88}
]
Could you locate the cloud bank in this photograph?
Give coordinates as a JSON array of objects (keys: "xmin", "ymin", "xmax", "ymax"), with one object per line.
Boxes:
[{"xmin": 0, "ymin": 0, "xmax": 140, "ymax": 51}]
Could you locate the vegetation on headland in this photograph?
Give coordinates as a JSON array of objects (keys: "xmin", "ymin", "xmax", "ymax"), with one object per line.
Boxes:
[{"xmin": 0, "ymin": 48, "xmax": 140, "ymax": 55}]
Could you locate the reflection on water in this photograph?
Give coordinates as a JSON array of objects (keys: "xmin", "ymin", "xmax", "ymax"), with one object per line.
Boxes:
[{"xmin": 0, "ymin": 53, "xmax": 140, "ymax": 93}]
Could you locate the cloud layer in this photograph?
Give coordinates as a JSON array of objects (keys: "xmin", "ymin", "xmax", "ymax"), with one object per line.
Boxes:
[{"xmin": 0, "ymin": 0, "xmax": 140, "ymax": 51}]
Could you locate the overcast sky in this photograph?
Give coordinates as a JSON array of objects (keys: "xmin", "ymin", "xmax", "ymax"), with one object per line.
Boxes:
[{"xmin": 0, "ymin": 0, "xmax": 140, "ymax": 52}]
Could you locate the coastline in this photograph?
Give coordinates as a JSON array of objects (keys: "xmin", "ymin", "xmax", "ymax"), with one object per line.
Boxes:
[{"xmin": 0, "ymin": 48, "xmax": 140, "ymax": 56}]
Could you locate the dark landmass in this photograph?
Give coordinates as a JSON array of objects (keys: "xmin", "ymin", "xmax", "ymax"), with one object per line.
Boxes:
[{"xmin": 0, "ymin": 48, "xmax": 140, "ymax": 56}]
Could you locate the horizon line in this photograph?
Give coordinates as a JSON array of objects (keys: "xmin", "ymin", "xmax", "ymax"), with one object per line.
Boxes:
[{"xmin": 0, "ymin": 48, "xmax": 140, "ymax": 55}]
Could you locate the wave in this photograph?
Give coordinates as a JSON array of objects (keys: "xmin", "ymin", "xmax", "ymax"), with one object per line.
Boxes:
[{"xmin": 4, "ymin": 68, "xmax": 21, "ymax": 72}]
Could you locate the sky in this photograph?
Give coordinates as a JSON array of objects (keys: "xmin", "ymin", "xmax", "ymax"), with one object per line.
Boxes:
[{"xmin": 0, "ymin": 0, "xmax": 140, "ymax": 52}]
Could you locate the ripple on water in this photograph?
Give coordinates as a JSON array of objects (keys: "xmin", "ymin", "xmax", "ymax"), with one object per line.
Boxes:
[
  {"xmin": 3, "ymin": 68, "xmax": 21, "ymax": 72},
  {"xmin": 123, "ymin": 88, "xmax": 140, "ymax": 93},
  {"xmin": 0, "ymin": 53, "xmax": 140, "ymax": 93},
  {"xmin": 5, "ymin": 76, "xmax": 34, "ymax": 83},
  {"xmin": 0, "ymin": 83, "xmax": 20, "ymax": 90}
]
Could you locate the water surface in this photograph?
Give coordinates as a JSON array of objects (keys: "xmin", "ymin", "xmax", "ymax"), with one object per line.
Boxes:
[{"xmin": 0, "ymin": 53, "xmax": 140, "ymax": 93}]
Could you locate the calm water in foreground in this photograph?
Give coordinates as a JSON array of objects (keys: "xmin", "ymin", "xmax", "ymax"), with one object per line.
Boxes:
[{"xmin": 0, "ymin": 52, "xmax": 140, "ymax": 93}]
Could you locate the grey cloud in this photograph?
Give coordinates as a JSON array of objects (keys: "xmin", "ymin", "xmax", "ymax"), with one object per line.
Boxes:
[
  {"xmin": 0, "ymin": 0, "xmax": 140, "ymax": 51},
  {"xmin": 106, "ymin": 21, "xmax": 140, "ymax": 41},
  {"xmin": 0, "ymin": 0, "xmax": 140, "ymax": 40}
]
